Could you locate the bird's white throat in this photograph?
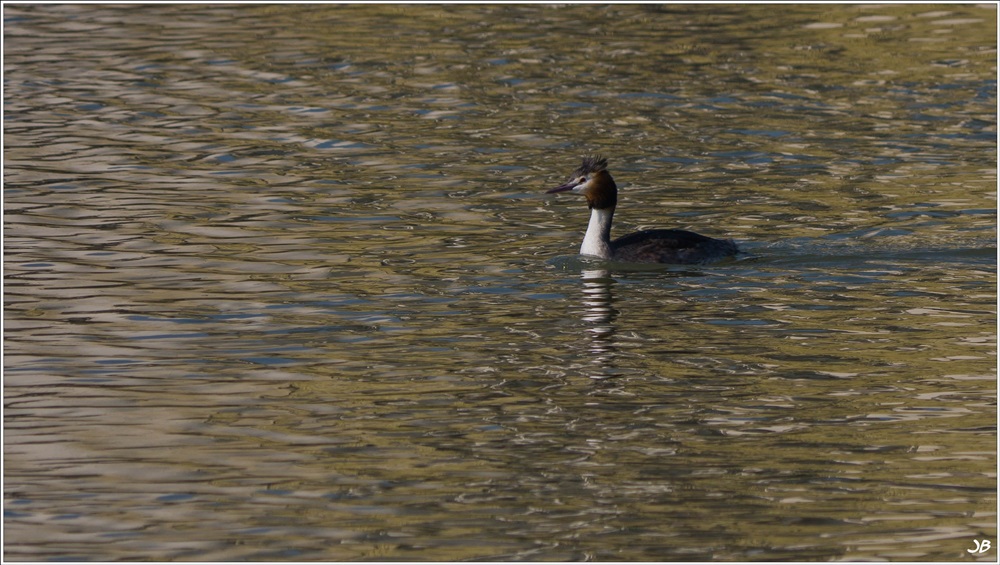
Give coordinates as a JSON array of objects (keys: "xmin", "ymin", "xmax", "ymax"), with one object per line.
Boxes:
[{"xmin": 580, "ymin": 207, "xmax": 614, "ymax": 259}]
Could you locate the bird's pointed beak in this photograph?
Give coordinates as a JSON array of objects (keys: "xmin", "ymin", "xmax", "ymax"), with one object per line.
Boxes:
[{"xmin": 547, "ymin": 181, "xmax": 578, "ymax": 194}]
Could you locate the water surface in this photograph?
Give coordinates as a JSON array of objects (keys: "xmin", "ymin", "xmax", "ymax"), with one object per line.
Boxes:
[{"xmin": 4, "ymin": 4, "xmax": 996, "ymax": 561}]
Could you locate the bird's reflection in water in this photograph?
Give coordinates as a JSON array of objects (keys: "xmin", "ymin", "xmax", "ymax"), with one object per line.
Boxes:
[{"xmin": 577, "ymin": 269, "xmax": 621, "ymax": 380}]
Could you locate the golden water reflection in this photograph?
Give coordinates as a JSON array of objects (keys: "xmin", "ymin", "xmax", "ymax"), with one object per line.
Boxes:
[{"xmin": 4, "ymin": 3, "xmax": 995, "ymax": 561}]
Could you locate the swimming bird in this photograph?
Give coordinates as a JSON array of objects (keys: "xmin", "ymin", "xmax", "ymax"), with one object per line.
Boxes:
[{"xmin": 547, "ymin": 156, "xmax": 738, "ymax": 264}]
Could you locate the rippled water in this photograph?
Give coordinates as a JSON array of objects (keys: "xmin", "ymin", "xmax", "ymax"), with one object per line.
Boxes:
[{"xmin": 4, "ymin": 4, "xmax": 996, "ymax": 561}]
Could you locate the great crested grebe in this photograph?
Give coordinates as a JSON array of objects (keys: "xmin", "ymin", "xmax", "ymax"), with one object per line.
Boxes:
[{"xmin": 547, "ymin": 156, "xmax": 738, "ymax": 264}]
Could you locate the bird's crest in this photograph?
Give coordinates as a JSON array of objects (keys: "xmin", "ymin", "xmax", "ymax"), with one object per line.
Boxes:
[{"xmin": 577, "ymin": 155, "xmax": 608, "ymax": 175}]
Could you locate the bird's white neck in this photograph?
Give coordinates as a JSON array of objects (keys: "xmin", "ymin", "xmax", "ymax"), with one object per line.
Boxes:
[{"xmin": 580, "ymin": 206, "xmax": 614, "ymax": 259}]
